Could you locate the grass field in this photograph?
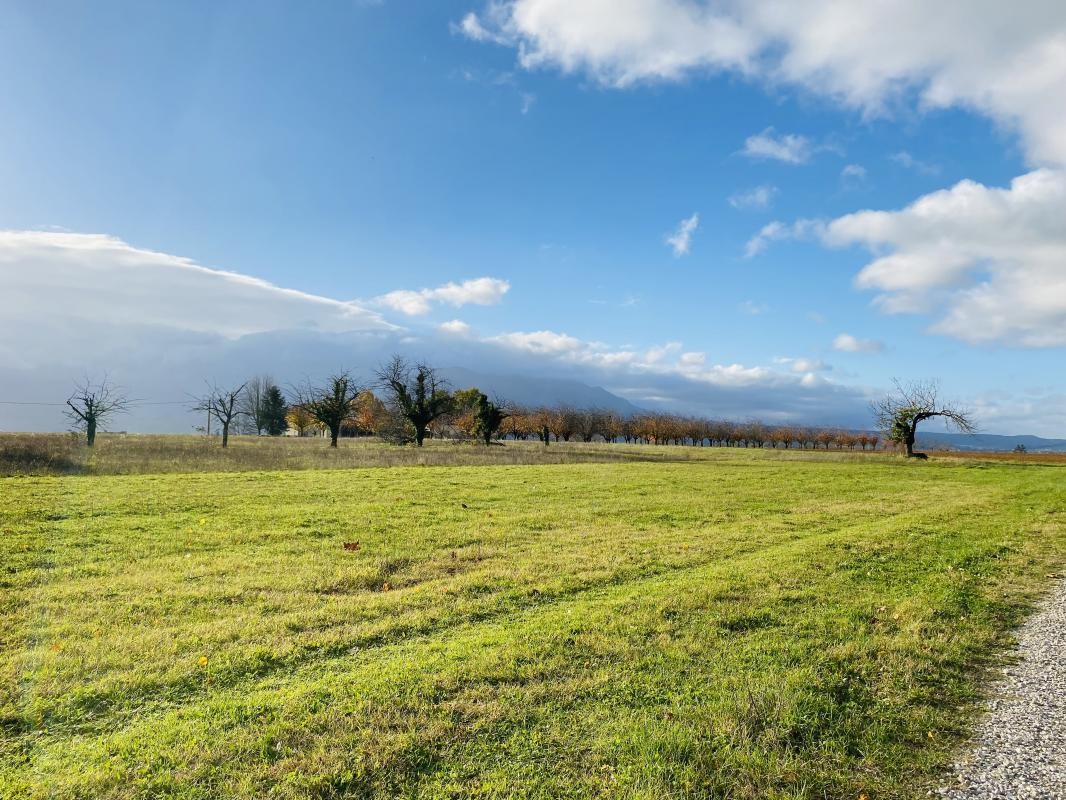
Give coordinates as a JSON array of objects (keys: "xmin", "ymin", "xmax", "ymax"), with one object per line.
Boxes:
[
  {"xmin": 0, "ymin": 433, "xmax": 722, "ymax": 476},
  {"xmin": 3, "ymin": 449, "xmax": 1065, "ymax": 798}
]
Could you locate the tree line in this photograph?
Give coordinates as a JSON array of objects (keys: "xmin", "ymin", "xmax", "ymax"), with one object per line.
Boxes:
[{"xmin": 64, "ymin": 362, "xmax": 975, "ymax": 457}]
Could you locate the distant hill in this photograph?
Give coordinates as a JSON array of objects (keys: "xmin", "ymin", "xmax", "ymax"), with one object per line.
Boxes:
[
  {"xmin": 438, "ymin": 367, "xmax": 641, "ymax": 416},
  {"xmin": 914, "ymin": 431, "xmax": 1066, "ymax": 452}
]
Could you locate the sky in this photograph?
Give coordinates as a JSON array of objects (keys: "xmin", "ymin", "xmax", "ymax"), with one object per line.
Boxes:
[{"xmin": 1, "ymin": 0, "xmax": 1065, "ymax": 435}]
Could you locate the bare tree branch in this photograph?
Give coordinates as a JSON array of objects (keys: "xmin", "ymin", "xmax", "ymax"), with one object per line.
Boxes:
[
  {"xmin": 65, "ymin": 375, "xmax": 130, "ymax": 447},
  {"xmin": 871, "ymin": 378, "xmax": 977, "ymax": 457},
  {"xmin": 192, "ymin": 381, "xmax": 248, "ymax": 448}
]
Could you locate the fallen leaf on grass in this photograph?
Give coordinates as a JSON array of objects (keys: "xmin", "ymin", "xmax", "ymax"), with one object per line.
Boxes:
[{"xmin": 342, "ymin": 542, "xmax": 360, "ymax": 551}]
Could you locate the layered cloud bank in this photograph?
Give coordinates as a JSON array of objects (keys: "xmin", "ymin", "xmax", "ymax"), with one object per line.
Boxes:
[
  {"xmin": 0, "ymin": 230, "xmax": 873, "ymax": 432},
  {"xmin": 0, "ymin": 231, "xmax": 393, "ymax": 346}
]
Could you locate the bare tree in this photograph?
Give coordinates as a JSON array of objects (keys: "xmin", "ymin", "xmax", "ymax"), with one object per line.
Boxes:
[
  {"xmin": 375, "ymin": 356, "xmax": 453, "ymax": 446},
  {"xmin": 65, "ymin": 376, "xmax": 129, "ymax": 447},
  {"xmin": 240, "ymin": 375, "xmax": 273, "ymax": 435},
  {"xmin": 549, "ymin": 406, "xmax": 578, "ymax": 442},
  {"xmin": 575, "ymin": 408, "xmax": 603, "ymax": 443},
  {"xmin": 296, "ymin": 372, "xmax": 362, "ymax": 447},
  {"xmin": 193, "ymin": 382, "xmax": 247, "ymax": 448},
  {"xmin": 872, "ymin": 379, "xmax": 976, "ymax": 457}
]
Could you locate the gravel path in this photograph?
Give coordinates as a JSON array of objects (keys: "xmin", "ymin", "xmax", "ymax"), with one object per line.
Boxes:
[{"xmin": 938, "ymin": 581, "xmax": 1066, "ymax": 799}]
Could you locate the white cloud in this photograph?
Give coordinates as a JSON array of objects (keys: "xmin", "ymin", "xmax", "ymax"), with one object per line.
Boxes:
[
  {"xmin": 824, "ymin": 169, "xmax": 1066, "ymax": 346},
  {"xmin": 520, "ymin": 92, "xmax": 536, "ymax": 114},
  {"xmin": 744, "ymin": 218, "xmax": 823, "ymax": 258},
  {"xmin": 459, "ymin": 0, "xmax": 757, "ymax": 87},
  {"xmin": 775, "ymin": 356, "xmax": 831, "ymax": 373},
  {"xmin": 679, "ymin": 351, "xmax": 706, "ymax": 366},
  {"xmin": 460, "ymin": 0, "xmax": 1066, "ymax": 351},
  {"xmin": 0, "ymin": 231, "xmax": 394, "ymax": 349},
  {"xmin": 832, "ymin": 333, "xmax": 884, "ymax": 353},
  {"xmin": 666, "ymin": 212, "xmax": 699, "ymax": 257},
  {"xmin": 491, "ymin": 328, "xmax": 786, "ymax": 387},
  {"xmin": 745, "ymin": 221, "xmax": 786, "ymax": 257},
  {"xmin": 841, "ymin": 163, "xmax": 867, "ymax": 180},
  {"xmin": 376, "ymin": 277, "xmax": 511, "ymax": 316},
  {"xmin": 742, "ymin": 128, "xmax": 812, "ymax": 164},
  {"xmin": 890, "ymin": 151, "xmax": 940, "ymax": 175},
  {"xmin": 453, "ymin": 11, "xmax": 511, "ymax": 44},
  {"xmin": 438, "ymin": 319, "xmax": 474, "ymax": 336},
  {"xmin": 739, "ymin": 300, "xmax": 768, "ymax": 315},
  {"xmin": 729, "ymin": 184, "xmax": 778, "ymax": 209},
  {"xmin": 459, "ymin": 1, "xmax": 1066, "ymax": 167},
  {"xmin": 490, "ymin": 329, "xmax": 588, "ymax": 356}
]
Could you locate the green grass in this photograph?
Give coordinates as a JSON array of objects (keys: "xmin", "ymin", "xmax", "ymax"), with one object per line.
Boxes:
[
  {"xmin": 0, "ymin": 433, "xmax": 731, "ymax": 476},
  {"xmin": 2, "ymin": 452, "xmax": 1064, "ymax": 798}
]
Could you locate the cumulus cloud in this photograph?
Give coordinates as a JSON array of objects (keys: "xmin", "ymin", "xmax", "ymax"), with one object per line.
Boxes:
[
  {"xmin": 458, "ymin": 0, "xmax": 1066, "ymax": 166},
  {"xmin": 824, "ymin": 169, "xmax": 1066, "ymax": 346},
  {"xmin": 832, "ymin": 333, "xmax": 885, "ymax": 353},
  {"xmin": 742, "ymin": 129, "xmax": 811, "ymax": 164},
  {"xmin": 376, "ymin": 277, "xmax": 511, "ymax": 316},
  {"xmin": 729, "ymin": 184, "xmax": 778, "ymax": 209},
  {"xmin": 666, "ymin": 212, "xmax": 699, "ymax": 256}
]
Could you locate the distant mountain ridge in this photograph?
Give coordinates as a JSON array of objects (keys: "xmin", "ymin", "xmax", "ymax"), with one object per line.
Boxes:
[
  {"xmin": 438, "ymin": 367, "xmax": 641, "ymax": 416},
  {"xmin": 914, "ymin": 431, "xmax": 1066, "ymax": 452},
  {"xmin": 442, "ymin": 369, "xmax": 1062, "ymax": 450}
]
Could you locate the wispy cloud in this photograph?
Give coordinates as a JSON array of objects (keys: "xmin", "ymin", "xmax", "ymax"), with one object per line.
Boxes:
[
  {"xmin": 742, "ymin": 128, "xmax": 812, "ymax": 164},
  {"xmin": 890, "ymin": 151, "xmax": 940, "ymax": 175},
  {"xmin": 453, "ymin": 11, "xmax": 510, "ymax": 45},
  {"xmin": 729, "ymin": 185, "xmax": 778, "ymax": 209},
  {"xmin": 832, "ymin": 333, "xmax": 884, "ymax": 353},
  {"xmin": 666, "ymin": 212, "xmax": 699, "ymax": 257},
  {"xmin": 841, "ymin": 163, "xmax": 867, "ymax": 181},
  {"xmin": 745, "ymin": 218, "xmax": 824, "ymax": 258}
]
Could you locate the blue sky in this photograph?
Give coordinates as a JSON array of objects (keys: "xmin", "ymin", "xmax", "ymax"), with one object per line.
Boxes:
[{"xmin": 2, "ymin": 1, "xmax": 1065, "ymax": 434}]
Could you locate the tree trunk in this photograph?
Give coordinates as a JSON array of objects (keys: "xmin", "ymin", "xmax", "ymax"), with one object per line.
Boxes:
[
  {"xmin": 222, "ymin": 421, "xmax": 230, "ymax": 448},
  {"xmin": 86, "ymin": 418, "xmax": 97, "ymax": 447},
  {"xmin": 415, "ymin": 426, "xmax": 426, "ymax": 446},
  {"xmin": 329, "ymin": 423, "xmax": 340, "ymax": 447}
]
